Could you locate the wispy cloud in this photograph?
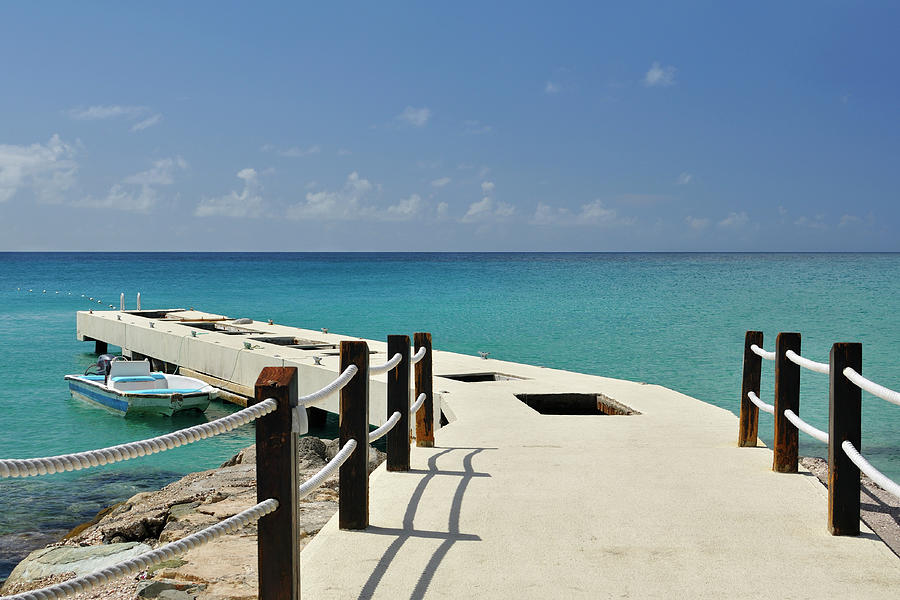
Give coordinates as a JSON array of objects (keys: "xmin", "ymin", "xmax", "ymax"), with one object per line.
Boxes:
[
  {"xmin": 794, "ymin": 215, "xmax": 827, "ymax": 230},
  {"xmin": 287, "ymin": 171, "xmax": 376, "ymax": 220},
  {"xmin": 675, "ymin": 172, "xmax": 692, "ymax": 185},
  {"xmin": 463, "ymin": 120, "xmax": 493, "ymax": 135},
  {"xmin": 531, "ymin": 199, "xmax": 632, "ymax": 227},
  {"xmin": 462, "ymin": 181, "xmax": 513, "ymax": 223},
  {"xmin": 431, "ymin": 177, "xmax": 451, "ymax": 188},
  {"xmin": 123, "ymin": 157, "xmax": 187, "ymax": 186},
  {"xmin": 195, "ymin": 168, "xmax": 263, "ymax": 218},
  {"xmin": 644, "ymin": 62, "xmax": 677, "ymax": 87},
  {"xmin": 0, "ymin": 134, "xmax": 77, "ymax": 203},
  {"xmin": 337, "ymin": 148, "xmax": 352, "ymax": 156},
  {"xmin": 67, "ymin": 104, "xmax": 163, "ymax": 132},
  {"xmin": 78, "ymin": 156, "xmax": 186, "ymax": 213},
  {"xmin": 397, "ymin": 106, "xmax": 431, "ymax": 127},
  {"xmin": 385, "ymin": 194, "xmax": 423, "ymax": 221},
  {"xmin": 261, "ymin": 144, "xmax": 321, "ymax": 158},
  {"xmin": 839, "ymin": 214, "xmax": 861, "ymax": 227},
  {"xmin": 718, "ymin": 211, "xmax": 749, "ymax": 228},
  {"xmin": 685, "ymin": 216, "xmax": 710, "ymax": 230},
  {"xmin": 544, "ymin": 81, "xmax": 561, "ymax": 94}
]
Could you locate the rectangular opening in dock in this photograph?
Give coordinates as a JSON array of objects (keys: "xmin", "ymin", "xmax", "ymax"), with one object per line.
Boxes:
[
  {"xmin": 183, "ymin": 322, "xmax": 263, "ymax": 334},
  {"xmin": 514, "ymin": 393, "xmax": 639, "ymax": 415},
  {"xmin": 438, "ymin": 372, "xmax": 526, "ymax": 383}
]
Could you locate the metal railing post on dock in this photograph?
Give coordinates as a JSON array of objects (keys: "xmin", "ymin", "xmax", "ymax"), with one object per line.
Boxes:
[
  {"xmin": 828, "ymin": 342, "xmax": 861, "ymax": 536},
  {"xmin": 773, "ymin": 332, "xmax": 801, "ymax": 473},
  {"xmin": 414, "ymin": 332, "xmax": 434, "ymax": 448},
  {"xmin": 253, "ymin": 367, "xmax": 300, "ymax": 600},
  {"xmin": 738, "ymin": 331, "xmax": 763, "ymax": 447},
  {"xmin": 387, "ymin": 334, "xmax": 411, "ymax": 471},
  {"xmin": 340, "ymin": 340, "xmax": 369, "ymax": 529}
]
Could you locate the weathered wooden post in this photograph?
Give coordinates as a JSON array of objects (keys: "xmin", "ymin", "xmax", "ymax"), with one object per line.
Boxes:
[
  {"xmin": 414, "ymin": 332, "xmax": 434, "ymax": 448},
  {"xmin": 773, "ymin": 332, "xmax": 801, "ymax": 472},
  {"xmin": 738, "ymin": 331, "xmax": 764, "ymax": 447},
  {"xmin": 253, "ymin": 367, "xmax": 300, "ymax": 600},
  {"xmin": 828, "ymin": 342, "xmax": 861, "ymax": 536},
  {"xmin": 340, "ymin": 340, "xmax": 369, "ymax": 529},
  {"xmin": 387, "ymin": 334, "xmax": 411, "ymax": 471}
]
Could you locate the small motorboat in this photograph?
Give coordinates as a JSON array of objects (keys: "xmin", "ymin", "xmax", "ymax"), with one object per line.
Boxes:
[{"xmin": 65, "ymin": 355, "xmax": 217, "ymax": 417}]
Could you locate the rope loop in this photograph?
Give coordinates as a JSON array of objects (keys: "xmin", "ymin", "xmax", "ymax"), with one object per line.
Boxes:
[
  {"xmin": 370, "ymin": 353, "xmax": 402, "ymax": 375},
  {"xmin": 410, "ymin": 347, "xmax": 427, "ymax": 365},
  {"xmin": 298, "ymin": 439, "xmax": 357, "ymax": 500},
  {"xmin": 783, "ymin": 409, "xmax": 828, "ymax": 444},
  {"xmin": 746, "ymin": 391, "xmax": 774, "ymax": 415},
  {"xmin": 843, "ymin": 367, "xmax": 900, "ymax": 407},
  {"xmin": 785, "ymin": 350, "xmax": 829, "ymax": 374},
  {"xmin": 368, "ymin": 412, "xmax": 402, "ymax": 443},
  {"xmin": 410, "ymin": 393, "xmax": 427, "ymax": 415},
  {"xmin": 842, "ymin": 441, "xmax": 900, "ymax": 500},
  {"xmin": 750, "ymin": 344, "xmax": 775, "ymax": 361},
  {"xmin": 299, "ymin": 365, "xmax": 358, "ymax": 408}
]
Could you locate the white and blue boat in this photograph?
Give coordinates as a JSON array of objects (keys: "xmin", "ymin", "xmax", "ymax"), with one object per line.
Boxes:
[{"xmin": 65, "ymin": 356, "xmax": 216, "ymax": 417}]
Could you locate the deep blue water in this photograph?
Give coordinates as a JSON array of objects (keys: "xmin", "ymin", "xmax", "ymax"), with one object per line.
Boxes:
[{"xmin": 1, "ymin": 252, "xmax": 898, "ymax": 579}]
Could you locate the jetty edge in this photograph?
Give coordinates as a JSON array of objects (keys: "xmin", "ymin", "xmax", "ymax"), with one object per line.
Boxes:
[{"xmin": 68, "ymin": 308, "xmax": 900, "ymax": 598}]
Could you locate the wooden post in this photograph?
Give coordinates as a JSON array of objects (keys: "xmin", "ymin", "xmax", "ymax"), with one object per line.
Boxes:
[
  {"xmin": 828, "ymin": 342, "xmax": 861, "ymax": 536},
  {"xmin": 253, "ymin": 367, "xmax": 299, "ymax": 600},
  {"xmin": 387, "ymin": 335, "xmax": 411, "ymax": 472},
  {"xmin": 340, "ymin": 340, "xmax": 369, "ymax": 530},
  {"xmin": 414, "ymin": 332, "xmax": 434, "ymax": 448},
  {"xmin": 94, "ymin": 340, "xmax": 108, "ymax": 355},
  {"xmin": 738, "ymin": 331, "xmax": 763, "ymax": 447},
  {"xmin": 773, "ymin": 332, "xmax": 801, "ymax": 473}
]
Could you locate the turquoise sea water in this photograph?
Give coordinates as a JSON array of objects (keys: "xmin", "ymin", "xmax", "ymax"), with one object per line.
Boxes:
[{"xmin": 1, "ymin": 252, "xmax": 898, "ymax": 579}]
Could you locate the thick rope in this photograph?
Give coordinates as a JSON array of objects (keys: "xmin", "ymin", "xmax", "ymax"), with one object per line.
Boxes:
[
  {"xmin": 785, "ymin": 350, "xmax": 829, "ymax": 374},
  {"xmin": 843, "ymin": 367, "xmax": 900, "ymax": 407},
  {"xmin": 0, "ymin": 399, "xmax": 278, "ymax": 478},
  {"xmin": 370, "ymin": 353, "xmax": 402, "ymax": 375},
  {"xmin": 750, "ymin": 344, "xmax": 775, "ymax": 361},
  {"xmin": 746, "ymin": 391, "xmax": 774, "ymax": 415},
  {"xmin": 368, "ymin": 412, "xmax": 401, "ymax": 443},
  {"xmin": 0, "ymin": 499, "xmax": 278, "ymax": 600},
  {"xmin": 410, "ymin": 393, "xmax": 427, "ymax": 415},
  {"xmin": 298, "ymin": 439, "xmax": 357, "ymax": 500},
  {"xmin": 842, "ymin": 441, "xmax": 900, "ymax": 500},
  {"xmin": 783, "ymin": 409, "xmax": 828, "ymax": 444},
  {"xmin": 410, "ymin": 347, "xmax": 427, "ymax": 365},
  {"xmin": 299, "ymin": 365, "xmax": 358, "ymax": 408}
]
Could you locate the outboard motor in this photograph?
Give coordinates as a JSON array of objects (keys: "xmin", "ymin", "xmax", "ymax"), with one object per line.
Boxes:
[{"xmin": 85, "ymin": 354, "xmax": 116, "ymax": 380}]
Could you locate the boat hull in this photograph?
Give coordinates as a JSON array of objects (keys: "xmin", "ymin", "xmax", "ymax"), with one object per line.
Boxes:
[{"xmin": 65, "ymin": 377, "xmax": 212, "ymax": 417}]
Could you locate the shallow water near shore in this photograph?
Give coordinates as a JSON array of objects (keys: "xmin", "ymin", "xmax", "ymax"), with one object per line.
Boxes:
[{"xmin": 1, "ymin": 252, "xmax": 898, "ymax": 580}]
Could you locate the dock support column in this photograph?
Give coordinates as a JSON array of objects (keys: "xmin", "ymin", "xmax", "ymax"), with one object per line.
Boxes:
[
  {"xmin": 387, "ymin": 334, "xmax": 411, "ymax": 471},
  {"xmin": 773, "ymin": 332, "xmax": 801, "ymax": 472},
  {"xmin": 414, "ymin": 332, "xmax": 434, "ymax": 448},
  {"xmin": 340, "ymin": 340, "xmax": 369, "ymax": 530},
  {"xmin": 254, "ymin": 367, "xmax": 300, "ymax": 600},
  {"xmin": 828, "ymin": 343, "xmax": 861, "ymax": 536},
  {"xmin": 738, "ymin": 331, "xmax": 763, "ymax": 447},
  {"xmin": 94, "ymin": 340, "xmax": 108, "ymax": 355}
]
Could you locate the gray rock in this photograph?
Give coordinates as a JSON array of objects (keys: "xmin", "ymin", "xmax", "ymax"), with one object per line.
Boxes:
[
  {"xmin": 137, "ymin": 578, "xmax": 205, "ymax": 598},
  {"xmin": 3, "ymin": 542, "xmax": 152, "ymax": 588}
]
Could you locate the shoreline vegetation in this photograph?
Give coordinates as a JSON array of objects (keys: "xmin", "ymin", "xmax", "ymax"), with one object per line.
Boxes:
[{"xmin": 1, "ymin": 437, "xmax": 385, "ymax": 600}]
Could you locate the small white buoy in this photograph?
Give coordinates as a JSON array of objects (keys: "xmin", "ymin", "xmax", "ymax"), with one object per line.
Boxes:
[
  {"xmin": 55, "ymin": 291, "xmax": 59, "ymax": 294},
  {"xmin": 89, "ymin": 297, "xmax": 93, "ymax": 301},
  {"xmin": 42, "ymin": 290, "xmax": 46, "ymax": 294}
]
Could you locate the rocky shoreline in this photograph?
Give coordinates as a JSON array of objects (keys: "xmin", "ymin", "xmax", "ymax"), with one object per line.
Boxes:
[{"xmin": 1, "ymin": 438, "xmax": 384, "ymax": 600}]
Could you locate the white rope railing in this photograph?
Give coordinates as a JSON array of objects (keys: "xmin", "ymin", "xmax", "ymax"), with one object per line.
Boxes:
[
  {"xmin": 370, "ymin": 353, "xmax": 402, "ymax": 375},
  {"xmin": 747, "ymin": 391, "xmax": 774, "ymax": 415},
  {"xmin": 410, "ymin": 393, "xmax": 427, "ymax": 415},
  {"xmin": 783, "ymin": 409, "xmax": 829, "ymax": 444},
  {"xmin": 785, "ymin": 350, "xmax": 829, "ymax": 374},
  {"xmin": 842, "ymin": 440, "xmax": 900, "ymax": 500},
  {"xmin": 368, "ymin": 412, "xmax": 401, "ymax": 443},
  {"xmin": 750, "ymin": 344, "xmax": 775, "ymax": 361},
  {"xmin": 410, "ymin": 347, "xmax": 427, "ymax": 365},
  {"xmin": 299, "ymin": 365, "xmax": 358, "ymax": 408},
  {"xmin": 843, "ymin": 367, "xmax": 900, "ymax": 407},
  {"xmin": 0, "ymin": 399, "xmax": 278, "ymax": 478},
  {"xmin": 0, "ymin": 498, "xmax": 279, "ymax": 600},
  {"xmin": 298, "ymin": 439, "xmax": 357, "ymax": 500}
]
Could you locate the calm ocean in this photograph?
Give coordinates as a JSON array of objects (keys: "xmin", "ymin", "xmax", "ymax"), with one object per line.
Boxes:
[{"xmin": 1, "ymin": 252, "xmax": 898, "ymax": 579}]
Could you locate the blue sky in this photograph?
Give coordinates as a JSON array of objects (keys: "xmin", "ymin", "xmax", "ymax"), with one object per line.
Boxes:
[{"xmin": 1, "ymin": 2, "xmax": 897, "ymax": 251}]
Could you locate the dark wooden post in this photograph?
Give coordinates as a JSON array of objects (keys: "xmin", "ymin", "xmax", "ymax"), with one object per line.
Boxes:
[
  {"xmin": 253, "ymin": 367, "xmax": 299, "ymax": 600},
  {"xmin": 414, "ymin": 332, "xmax": 434, "ymax": 448},
  {"xmin": 339, "ymin": 340, "xmax": 369, "ymax": 530},
  {"xmin": 387, "ymin": 335, "xmax": 411, "ymax": 471},
  {"xmin": 738, "ymin": 331, "xmax": 764, "ymax": 447},
  {"xmin": 773, "ymin": 332, "xmax": 801, "ymax": 473},
  {"xmin": 828, "ymin": 342, "xmax": 861, "ymax": 536}
]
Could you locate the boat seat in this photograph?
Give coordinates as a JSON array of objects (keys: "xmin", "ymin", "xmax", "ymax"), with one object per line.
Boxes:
[
  {"xmin": 111, "ymin": 376, "xmax": 157, "ymax": 383},
  {"xmin": 129, "ymin": 388, "xmax": 203, "ymax": 395}
]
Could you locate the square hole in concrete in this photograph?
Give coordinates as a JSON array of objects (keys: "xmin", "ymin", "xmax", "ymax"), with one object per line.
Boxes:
[
  {"xmin": 439, "ymin": 372, "xmax": 527, "ymax": 383},
  {"xmin": 515, "ymin": 393, "xmax": 639, "ymax": 415}
]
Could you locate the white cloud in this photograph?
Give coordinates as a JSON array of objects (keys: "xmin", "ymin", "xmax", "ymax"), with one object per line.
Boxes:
[
  {"xmin": 578, "ymin": 199, "xmax": 622, "ymax": 224},
  {"xmin": 287, "ymin": 171, "xmax": 376, "ymax": 220},
  {"xmin": 675, "ymin": 172, "xmax": 692, "ymax": 185},
  {"xmin": 130, "ymin": 114, "xmax": 163, "ymax": 132},
  {"xmin": 431, "ymin": 177, "xmax": 451, "ymax": 188},
  {"xmin": 195, "ymin": 168, "xmax": 263, "ymax": 218},
  {"xmin": 481, "ymin": 181, "xmax": 495, "ymax": 195},
  {"xmin": 718, "ymin": 211, "xmax": 749, "ymax": 228},
  {"xmin": 794, "ymin": 215, "xmax": 827, "ymax": 230},
  {"xmin": 644, "ymin": 61, "xmax": 677, "ymax": 87},
  {"xmin": 685, "ymin": 216, "xmax": 710, "ymax": 230},
  {"xmin": 337, "ymin": 148, "xmax": 352, "ymax": 156},
  {"xmin": 839, "ymin": 214, "xmax": 861, "ymax": 227},
  {"xmin": 463, "ymin": 120, "xmax": 493, "ymax": 135},
  {"xmin": 531, "ymin": 199, "xmax": 630, "ymax": 226},
  {"xmin": 261, "ymin": 144, "xmax": 321, "ymax": 158},
  {"xmin": 67, "ymin": 105, "xmax": 147, "ymax": 120},
  {"xmin": 0, "ymin": 134, "xmax": 77, "ymax": 203},
  {"xmin": 436, "ymin": 202, "xmax": 449, "ymax": 219},
  {"xmin": 397, "ymin": 106, "xmax": 431, "ymax": 127},
  {"xmin": 123, "ymin": 157, "xmax": 187, "ymax": 186},
  {"xmin": 385, "ymin": 194, "xmax": 423, "ymax": 220},
  {"xmin": 545, "ymin": 81, "xmax": 561, "ymax": 94},
  {"xmin": 462, "ymin": 197, "xmax": 514, "ymax": 222}
]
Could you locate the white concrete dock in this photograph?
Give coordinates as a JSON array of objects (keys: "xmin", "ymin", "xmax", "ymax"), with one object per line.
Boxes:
[{"xmin": 301, "ymin": 354, "xmax": 900, "ymax": 598}]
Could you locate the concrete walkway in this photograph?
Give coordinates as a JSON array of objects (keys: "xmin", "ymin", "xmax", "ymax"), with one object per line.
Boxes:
[{"xmin": 301, "ymin": 353, "xmax": 899, "ymax": 599}]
